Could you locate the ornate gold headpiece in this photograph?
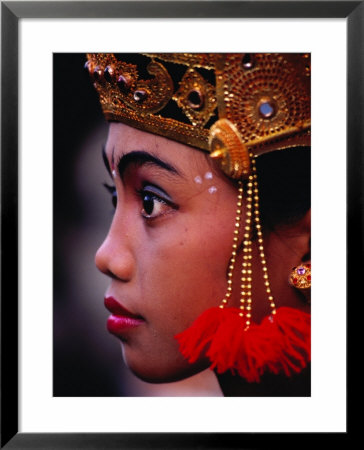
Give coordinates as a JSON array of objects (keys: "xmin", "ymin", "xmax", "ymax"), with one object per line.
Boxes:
[{"xmin": 86, "ymin": 53, "xmax": 310, "ymax": 179}]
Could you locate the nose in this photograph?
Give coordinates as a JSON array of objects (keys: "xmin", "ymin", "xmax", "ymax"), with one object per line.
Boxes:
[{"xmin": 95, "ymin": 218, "xmax": 136, "ymax": 282}]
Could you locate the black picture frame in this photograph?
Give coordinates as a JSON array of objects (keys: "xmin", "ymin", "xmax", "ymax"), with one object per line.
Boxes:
[{"xmin": 1, "ymin": 1, "xmax": 360, "ymax": 448}]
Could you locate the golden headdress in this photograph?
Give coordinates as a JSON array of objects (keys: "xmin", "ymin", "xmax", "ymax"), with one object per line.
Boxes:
[{"xmin": 85, "ymin": 53, "xmax": 310, "ymax": 179}]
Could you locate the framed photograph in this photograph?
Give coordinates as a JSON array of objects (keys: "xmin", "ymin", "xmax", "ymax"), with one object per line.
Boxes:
[{"xmin": 2, "ymin": 1, "xmax": 359, "ymax": 448}]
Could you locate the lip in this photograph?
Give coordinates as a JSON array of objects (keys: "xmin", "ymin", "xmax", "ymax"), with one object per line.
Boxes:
[{"xmin": 104, "ymin": 296, "xmax": 144, "ymax": 336}]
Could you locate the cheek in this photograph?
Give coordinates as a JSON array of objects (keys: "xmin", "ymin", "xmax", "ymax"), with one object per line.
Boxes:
[
  {"xmin": 139, "ymin": 209, "xmax": 235, "ymax": 332},
  {"xmin": 123, "ymin": 186, "xmax": 237, "ymax": 382},
  {"xmin": 124, "ymin": 219, "xmax": 234, "ymax": 383}
]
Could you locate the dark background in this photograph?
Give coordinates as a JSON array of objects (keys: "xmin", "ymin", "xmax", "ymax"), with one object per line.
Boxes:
[{"xmin": 53, "ymin": 53, "xmax": 222, "ymax": 397}]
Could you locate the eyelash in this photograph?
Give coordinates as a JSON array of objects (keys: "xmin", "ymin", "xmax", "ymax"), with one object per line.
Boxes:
[
  {"xmin": 136, "ymin": 187, "xmax": 176, "ymax": 221},
  {"xmin": 103, "ymin": 183, "xmax": 177, "ymax": 221},
  {"xmin": 103, "ymin": 183, "xmax": 117, "ymax": 209}
]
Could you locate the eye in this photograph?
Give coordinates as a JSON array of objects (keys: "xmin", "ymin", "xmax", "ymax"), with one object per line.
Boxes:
[
  {"xmin": 138, "ymin": 186, "xmax": 177, "ymax": 220},
  {"xmin": 141, "ymin": 192, "xmax": 169, "ymax": 219},
  {"xmin": 103, "ymin": 183, "xmax": 117, "ymax": 208}
]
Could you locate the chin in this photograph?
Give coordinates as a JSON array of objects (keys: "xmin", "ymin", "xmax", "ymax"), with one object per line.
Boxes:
[{"xmin": 124, "ymin": 353, "xmax": 210, "ymax": 384}]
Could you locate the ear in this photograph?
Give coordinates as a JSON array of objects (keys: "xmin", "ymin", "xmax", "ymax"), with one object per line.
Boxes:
[
  {"xmin": 295, "ymin": 209, "xmax": 311, "ymax": 263},
  {"xmin": 278, "ymin": 208, "xmax": 310, "ymax": 263}
]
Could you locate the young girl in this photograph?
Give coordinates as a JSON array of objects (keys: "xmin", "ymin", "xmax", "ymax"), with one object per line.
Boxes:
[{"xmin": 87, "ymin": 53, "xmax": 311, "ymax": 396}]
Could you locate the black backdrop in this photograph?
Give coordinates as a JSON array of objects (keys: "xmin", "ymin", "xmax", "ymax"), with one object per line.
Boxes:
[{"xmin": 53, "ymin": 53, "xmax": 122, "ymax": 396}]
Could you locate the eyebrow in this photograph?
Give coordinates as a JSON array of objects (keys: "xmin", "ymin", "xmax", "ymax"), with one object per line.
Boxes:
[{"xmin": 102, "ymin": 147, "xmax": 181, "ymax": 179}]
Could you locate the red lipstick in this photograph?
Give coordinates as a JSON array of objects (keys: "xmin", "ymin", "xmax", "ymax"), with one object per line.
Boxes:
[{"xmin": 104, "ymin": 296, "xmax": 144, "ymax": 337}]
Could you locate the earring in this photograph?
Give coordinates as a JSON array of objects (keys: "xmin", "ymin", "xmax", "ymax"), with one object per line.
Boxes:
[{"xmin": 290, "ymin": 264, "xmax": 311, "ymax": 289}]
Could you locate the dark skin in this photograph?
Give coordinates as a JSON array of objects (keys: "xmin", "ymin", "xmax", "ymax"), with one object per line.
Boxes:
[{"xmin": 96, "ymin": 123, "xmax": 311, "ymax": 395}]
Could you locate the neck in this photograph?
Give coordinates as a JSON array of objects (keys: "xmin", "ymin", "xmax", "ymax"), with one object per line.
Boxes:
[{"xmin": 215, "ymin": 365, "xmax": 311, "ymax": 397}]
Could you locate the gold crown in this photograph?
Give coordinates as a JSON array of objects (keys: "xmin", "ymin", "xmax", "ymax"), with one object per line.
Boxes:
[{"xmin": 86, "ymin": 53, "xmax": 310, "ymax": 179}]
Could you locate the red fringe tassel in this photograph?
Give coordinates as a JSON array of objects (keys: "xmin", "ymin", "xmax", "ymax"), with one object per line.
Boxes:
[{"xmin": 175, "ymin": 306, "xmax": 310, "ymax": 383}]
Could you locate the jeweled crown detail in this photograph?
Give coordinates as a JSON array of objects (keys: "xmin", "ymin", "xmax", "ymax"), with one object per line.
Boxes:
[{"xmin": 86, "ymin": 53, "xmax": 310, "ymax": 177}]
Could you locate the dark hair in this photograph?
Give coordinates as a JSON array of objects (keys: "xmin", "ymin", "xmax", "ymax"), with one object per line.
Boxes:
[{"xmin": 256, "ymin": 146, "xmax": 311, "ymax": 230}]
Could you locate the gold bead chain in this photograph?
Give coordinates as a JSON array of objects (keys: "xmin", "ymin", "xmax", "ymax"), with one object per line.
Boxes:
[
  {"xmin": 250, "ymin": 155, "xmax": 276, "ymax": 317},
  {"xmin": 219, "ymin": 155, "xmax": 276, "ymax": 328},
  {"xmin": 239, "ymin": 173, "xmax": 254, "ymax": 328},
  {"xmin": 219, "ymin": 181, "xmax": 244, "ymax": 309}
]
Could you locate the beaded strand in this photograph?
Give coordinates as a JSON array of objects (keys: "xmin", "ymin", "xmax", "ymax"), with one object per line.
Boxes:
[
  {"xmin": 219, "ymin": 181, "xmax": 244, "ymax": 309},
  {"xmin": 239, "ymin": 174, "xmax": 254, "ymax": 328},
  {"xmin": 219, "ymin": 155, "xmax": 276, "ymax": 328},
  {"xmin": 250, "ymin": 155, "xmax": 276, "ymax": 316}
]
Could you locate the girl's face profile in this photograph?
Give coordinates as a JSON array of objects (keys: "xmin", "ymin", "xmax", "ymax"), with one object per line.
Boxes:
[{"xmin": 95, "ymin": 122, "xmax": 238, "ymax": 382}]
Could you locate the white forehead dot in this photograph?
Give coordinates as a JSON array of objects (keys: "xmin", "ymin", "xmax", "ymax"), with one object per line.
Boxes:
[
  {"xmin": 208, "ymin": 186, "xmax": 217, "ymax": 194},
  {"xmin": 204, "ymin": 171, "xmax": 213, "ymax": 180},
  {"xmin": 112, "ymin": 169, "xmax": 116, "ymax": 178},
  {"xmin": 194, "ymin": 175, "xmax": 203, "ymax": 184}
]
